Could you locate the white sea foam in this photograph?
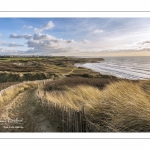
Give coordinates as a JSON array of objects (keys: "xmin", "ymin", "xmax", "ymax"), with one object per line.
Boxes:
[{"xmin": 76, "ymin": 56, "xmax": 150, "ymax": 80}]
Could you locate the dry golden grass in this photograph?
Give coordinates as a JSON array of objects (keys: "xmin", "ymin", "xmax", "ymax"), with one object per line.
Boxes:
[
  {"xmin": 0, "ymin": 81, "xmax": 37, "ymax": 107},
  {"xmin": 92, "ymin": 81, "xmax": 150, "ymax": 132},
  {"xmin": 0, "ymin": 82, "xmax": 19, "ymax": 91},
  {"xmin": 41, "ymin": 79, "xmax": 150, "ymax": 132},
  {"xmin": 46, "ymin": 85, "xmax": 102, "ymax": 110}
]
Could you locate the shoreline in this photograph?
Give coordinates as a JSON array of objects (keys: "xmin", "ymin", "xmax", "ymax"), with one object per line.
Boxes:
[{"xmin": 76, "ymin": 56, "xmax": 150, "ymax": 81}]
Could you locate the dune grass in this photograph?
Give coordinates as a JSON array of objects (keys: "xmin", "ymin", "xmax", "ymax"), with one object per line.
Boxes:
[
  {"xmin": 41, "ymin": 78, "xmax": 150, "ymax": 132},
  {"xmin": 0, "ymin": 82, "xmax": 19, "ymax": 91},
  {"xmin": 44, "ymin": 77, "xmax": 121, "ymax": 91},
  {"xmin": 0, "ymin": 81, "xmax": 37, "ymax": 108}
]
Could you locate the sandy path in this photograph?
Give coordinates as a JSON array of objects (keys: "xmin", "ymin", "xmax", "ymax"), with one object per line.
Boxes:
[{"xmin": 0, "ymin": 88, "xmax": 56, "ymax": 132}]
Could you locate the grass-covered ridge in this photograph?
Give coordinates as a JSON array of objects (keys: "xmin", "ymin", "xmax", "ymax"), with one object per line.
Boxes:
[
  {"xmin": 40, "ymin": 77, "xmax": 150, "ymax": 132},
  {"xmin": 0, "ymin": 56, "xmax": 105, "ymax": 83}
]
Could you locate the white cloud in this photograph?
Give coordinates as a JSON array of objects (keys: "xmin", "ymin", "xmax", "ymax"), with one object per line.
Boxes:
[
  {"xmin": 8, "ymin": 42, "xmax": 24, "ymax": 47},
  {"xmin": 0, "ymin": 41, "xmax": 4, "ymax": 45},
  {"xmin": 33, "ymin": 33, "xmax": 64, "ymax": 43},
  {"xmin": 10, "ymin": 34, "xmax": 22, "ymax": 38},
  {"xmin": 0, "ymin": 48, "xmax": 7, "ymax": 52},
  {"xmin": 0, "ymin": 33, "xmax": 2, "ymax": 36},
  {"xmin": 0, "ymin": 48, "xmax": 20, "ymax": 53},
  {"xmin": 66, "ymin": 39, "xmax": 75, "ymax": 43},
  {"xmin": 26, "ymin": 39, "xmax": 69, "ymax": 55},
  {"xmin": 140, "ymin": 41, "xmax": 150, "ymax": 45},
  {"xmin": 34, "ymin": 21, "xmax": 55, "ymax": 33},
  {"xmin": 23, "ymin": 25, "xmax": 33, "ymax": 29},
  {"xmin": 0, "ymin": 41, "xmax": 24, "ymax": 47},
  {"xmin": 26, "ymin": 33, "xmax": 76, "ymax": 54},
  {"xmin": 33, "ymin": 33, "xmax": 75, "ymax": 44},
  {"xmin": 10, "ymin": 34, "xmax": 32, "ymax": 40},
  {"xmin": 93, "ymin": 30, "xmax": 103, "ymax": 34},
  {"xmin": 27, "ymin": 39, "xmax": 72, "ymax": 50},
  {"xmin": 33, "ymin": 33, "xmax": 57, "ymax": 41},
  {"xmin": 82, "ymin": 39, "xmax": 90, "ymax": 43},
  {"xmin": 27, "ymin": 39, "xmax": 62, "ymax": 51},
  {"xmin": 23, "ymin": 34, "xmax": 33, "ymax": 40}
]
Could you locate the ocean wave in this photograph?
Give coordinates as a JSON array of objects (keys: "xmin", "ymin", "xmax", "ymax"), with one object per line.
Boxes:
[{"xmin": 77, "ymin": 57, "xmax": 150, "ymax": 80}]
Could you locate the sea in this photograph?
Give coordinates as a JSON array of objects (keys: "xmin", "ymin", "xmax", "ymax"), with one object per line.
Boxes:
[{"xmin": 76, "ymin": 56, "xmax": 150, "ymax": 80}]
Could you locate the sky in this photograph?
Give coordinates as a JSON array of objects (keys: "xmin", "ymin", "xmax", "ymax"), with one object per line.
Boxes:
[{"xmin": 1, "ymin": 18, "xmax": 150, "ymax": 56}]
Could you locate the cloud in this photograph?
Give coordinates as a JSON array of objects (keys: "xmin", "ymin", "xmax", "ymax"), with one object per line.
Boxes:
[
  {"xmin": 8, "ymin": 43, "xmax": 24, "ymax": 47},
  {"xmin": 33, "ymin": 33, "xmax": 56, "ymax": 41},
  {"xmin": 0, "ymin": 41, "xmax": 4, "ymax": 45},
  {"xmin": 139, "ymin": 41, "xmax": 150, "ymax": 45},
  {"xmin": 33, "ymin": 33, "xmax": 75, "ymax": 44},
  {"xmin": 23, "ymin": 25, "xmax": 33, "ymax": 29},
  {"xmin": 34, "ymin": 21, "xmax": 55, "ymax": 33},
  {"xmin": 0, "ymin": 33, "xmax": 2, "ymax": 36},
  {"xmin": 0, "ymin": 41, "xmax": 24, "ymax": 47},
  {"xmin": 10, "ymin": 34, "xmax": 22, "ymax": 38},
  {"xmin": 27, "ymin": 40, "xmax": 58, "ymax": 50},
  {"xmin": 26, "ymin": 39, "xmax": 69, "ymax": 55},
  {"xmin": 27, "ymin": 39, "xmax": 63, "ymax": 50},
  {"xmin": 23, "ymin": 34, "xmax": 33, "ymax": 40},
  {"xmin": 93, "ymin": 30, "xmax": 103, "ymax": 34},
  {"xmin": 23, "ymin": 48, "xmax": 68, "ymax": 55},
  {"xmin": 107, "ymin": 48, "xmax": 150, "ymax": 53},
  {"xmin": 10, "ymin": 34, "xmax": 32, "ymax": 40},
  {"xmin": 26, "ymin": 33, "xmax": 76, "ymax": 54},
  {"xmin": 0, "ymin": 48, "xmax": 20, "ymax": 54},
  {"xmin": 66, "ymin": 39, "xmax": 75, "ymax": 43},
  {"xmin": 33, "ymin": 33, "xmax": 64, "ymax": 43},
  {"xmin": 82, "ymin": 39, "xmax": 90, "ymax": 43},
  {"xmin": 0, "ymin": 48, "xmax": 7, "ymax": 52}
]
